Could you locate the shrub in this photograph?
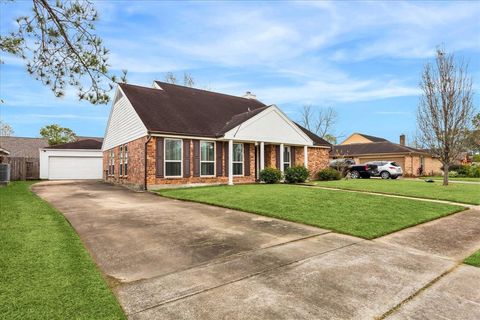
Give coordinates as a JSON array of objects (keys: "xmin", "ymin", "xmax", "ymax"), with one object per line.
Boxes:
[
  {"xmin": 259, "ymin": 167, "xmax": 282, "ymax": 184},
  {"xmin": 468, "ymin": 165, "xmax": 480, "ymax": 178},
  {"xmin": 456, "ymin": 165, "xmax": 470, "ymax": 176},
  {"xmin": 473, "ymin": 154, "xmax": 480, "ymax": 163},
  {"xmin": 284, "ymin": 166, "xmax": 310, "ymax": 183},
  {"xmin": 448, "ymin": 170, "xmax": 458, "ymax": 177},
  {"xmin": 317, "ymin": 168, "xmax": 341, "ymax": 181}
]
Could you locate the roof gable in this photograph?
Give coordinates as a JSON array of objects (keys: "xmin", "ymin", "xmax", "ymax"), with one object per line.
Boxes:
[
  {"xmin": 223, "ymin": 105, "xmax": 314, "ymax": 145},
  {"xmin": 341, "ymin": 133, "xmax": 388, "ymax": 145}
]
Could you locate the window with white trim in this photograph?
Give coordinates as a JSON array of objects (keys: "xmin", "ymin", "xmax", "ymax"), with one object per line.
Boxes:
[
  {"xmin": 108, "ymin": 149, "xmax": 115, "ymax": 175},
  {"xmin": 124, "ymin": 145, "xmax": 128, "ymax": 176},
  {"xmin": 200, "ymin": 141, "xmax": 215, "ymax": 176},
  {"xmin": 233, "ymin": 143, "xmax": 244, "ymax": 176},
  {"xmin": 119, "ymin": 145, "xmax": 123, "ymax": 176},
  {"xmin": 283, "ymin": 146, "xmax": 291, "ymax": 171},
  {"xmin": 165, "ymin": 139, "xmax": 182, "ymax": 177}
]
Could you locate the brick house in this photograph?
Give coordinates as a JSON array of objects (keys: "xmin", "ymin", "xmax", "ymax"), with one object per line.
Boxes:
[
  {"xmin": 332, "ymin": 133, "xmax": 443, "ymax": 176},
  {"xmin": 102, "ymin": 81, "xmax": 331, "ymax": 190}
]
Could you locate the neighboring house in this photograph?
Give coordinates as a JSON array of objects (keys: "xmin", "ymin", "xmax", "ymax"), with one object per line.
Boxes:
[
  {"xmin": 102, "ymin": 81, "xmax": 331, "ymax": 190},
  {"xmin": 0, "ymin": 136, "xmax": 49, "ymax": 180},
  {"xmin": 332, "ymin": 133, "xmax": 442, "ymax": 176},
  {"xmin": 40, "ymin": 138, "xmax": 103, "ymax": 180}
]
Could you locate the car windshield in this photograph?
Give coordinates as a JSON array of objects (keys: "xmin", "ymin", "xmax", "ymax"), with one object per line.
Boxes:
[{"xmin": 390, "ymin": 162, "xmax": 401, "ymax": 167}]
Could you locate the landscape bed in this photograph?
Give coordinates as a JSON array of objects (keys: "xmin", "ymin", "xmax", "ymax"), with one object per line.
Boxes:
[
  {"xmin": 314, "ymin": 179, "xmax": 480, "ymax": 205},
  {"xmin": 0, "ymin": 182, "xmax": 125, "ymax": 319},
  {"xmin": 157, "ymin": 184, "xmax": 464, "ymax": 239}
]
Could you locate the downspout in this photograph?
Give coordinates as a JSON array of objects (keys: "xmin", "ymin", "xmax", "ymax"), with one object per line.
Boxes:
[{"xmin": 144, "ymin": 134, "xmax": 152, "ymax": 191}]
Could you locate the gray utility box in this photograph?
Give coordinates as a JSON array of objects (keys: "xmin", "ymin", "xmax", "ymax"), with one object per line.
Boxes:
[{"xmin": 0, "ymin": 163, "xmax": 11, "ymax": 183}]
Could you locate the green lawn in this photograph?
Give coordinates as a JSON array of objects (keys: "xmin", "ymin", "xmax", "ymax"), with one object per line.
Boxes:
[
  {"xmin": 464, "ymin": 250, "xmax": 480, "ymax": 267},
  {"xmin": 314, "ymin": 179, "xmax": 480, "ymax": 205},
  {"xmin": 420, "ymin": 176, "xmax": 480, "ymax": 182},
  {"xmin": 0, "ymin": 182, "xmax": 125, "ymax": 319},
  {"xmin": 157, "ymin": 184, "xmax": 464, "ymax": 239}
]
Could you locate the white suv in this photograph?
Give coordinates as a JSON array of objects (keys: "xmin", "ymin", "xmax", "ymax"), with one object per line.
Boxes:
[{"xmin": 367, "ymin": 161, "xmax": 403, "ymax": 179}]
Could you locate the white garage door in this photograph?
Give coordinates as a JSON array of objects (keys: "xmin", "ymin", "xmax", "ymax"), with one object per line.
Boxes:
[{"xmin": 48, "ymin": 156, "xmax": 103, "ymax": 180}]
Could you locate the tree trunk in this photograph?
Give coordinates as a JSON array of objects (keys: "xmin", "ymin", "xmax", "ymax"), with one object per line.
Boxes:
[{"xmin": 442, "ymin": 163, "xmax": 449, "ymax": 186}]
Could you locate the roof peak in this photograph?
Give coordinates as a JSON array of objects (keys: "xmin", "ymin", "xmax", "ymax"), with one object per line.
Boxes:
[{"xmin": 153, "ymin": 80, "xmax": 258, "ymax": 102}]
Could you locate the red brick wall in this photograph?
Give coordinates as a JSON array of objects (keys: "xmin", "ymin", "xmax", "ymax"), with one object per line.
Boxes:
[
  {"xmin": 295, "ymin": 147, "xmax": 330, "ymax": 178},
  {"xmin": 147, "ymin": 137, "xmax": 256, "ymax": 188},
  {"xmin": 103, "ymin": 136, "xmax": 147, "ymax": 189},
  {"xmin": 104, "ymin": 137, "xmax": 331, "ymax": 188}
]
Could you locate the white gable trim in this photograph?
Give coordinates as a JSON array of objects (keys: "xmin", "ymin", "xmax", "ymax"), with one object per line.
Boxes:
[
  {"xmin": 102, "ymin": 86, "xmax": 148, "ymax": 151},
  {"xmin": 223, "ymin": 105, "xmax": 314, "ymax": 146}
]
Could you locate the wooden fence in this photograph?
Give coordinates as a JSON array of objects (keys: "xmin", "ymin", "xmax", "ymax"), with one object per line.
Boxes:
[{"xmin": 2, "ymin": 157, "xmax": 40, "ymax": 180}]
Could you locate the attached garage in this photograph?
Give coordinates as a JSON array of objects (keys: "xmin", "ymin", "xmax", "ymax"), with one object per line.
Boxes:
[{"xmin": 40, "ymin": 139, "xmax": 103, "ymax": 180}]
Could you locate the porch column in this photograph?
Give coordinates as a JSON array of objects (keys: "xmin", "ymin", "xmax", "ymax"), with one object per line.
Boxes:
[
  {"xmin": 228, "ymin": 139, "xmax": 233, "ymax": 185},
  {"xmin": 304, "ymin": 145, "xmax": 308, "ymax": 168},
  {"xmin": 260, "ymin": 141, "xmax": 265, "ymax": 171},
  {"xmin": 280, "ymin": 143, "xmax": 284, "ymax": 173}
]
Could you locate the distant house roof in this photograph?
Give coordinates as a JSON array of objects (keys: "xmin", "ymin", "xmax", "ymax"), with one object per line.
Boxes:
[
  {"xmin": 46, "ymin": 138, "xmax": 103, "ymax": 150},
  {"xmin": 0, "ymin": 147, "xmax": 10, "ymax": 156},
  {"xmin": 0, "ymin": 136, "xmax": 48, "ymax": 158},
  {"xmin": 355, "ymin": 133, "xmax": 389, "ymax": 143},
  {"xmin": 332, "ymin": 141, "xmax": 429, "ymax": 157},
  {"xmin": 118, "ymin": 81, "xmax": 330, "ymax": 146}
]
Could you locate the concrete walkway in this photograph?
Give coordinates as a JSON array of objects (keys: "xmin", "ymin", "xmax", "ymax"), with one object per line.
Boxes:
[{"xmin": 32, "ymin": 181, "xmax": 480, "ymax": 320}]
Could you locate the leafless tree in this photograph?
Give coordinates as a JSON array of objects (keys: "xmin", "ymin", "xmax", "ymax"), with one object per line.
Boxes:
[
  {"xmin": 1, "ymin": 0, "xmax": 126, "ymax": 104},
  {"xmin": 300, "ymin": 105, "xmax": 338, "ymax": 142},
  {"xmin": 416, "ymin": 49, "xmax": 475, "ymax": 185},
  {"xmin": 0, "ymin": 119, "xmax": 14, "ymax": 136},
  {"xmin": 164, "ymin": 72, "xmax": 196, "ymax": 87}
]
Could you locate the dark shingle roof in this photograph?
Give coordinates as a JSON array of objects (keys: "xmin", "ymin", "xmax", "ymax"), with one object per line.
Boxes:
[
  {"xmin": 332, "ymin": 141, "xmax": 429, "ymax": 156},
  {"xmin": 355, "ymin": 133, "xmax": 389, "ymax": 143},
  {"xmin": 46, "ymin": 139, "xmax": 102, "ymax": 150},
  {"xmin": 294, "ymin": 123, "xmax": 331, "ymax": 147},
  {"xmin": 119, "ymin": 82, "xmax": 267, "ymax": 137},
  {"xmin": 0, "ymin": 136, "xmax": 48, "ymax": 158}
]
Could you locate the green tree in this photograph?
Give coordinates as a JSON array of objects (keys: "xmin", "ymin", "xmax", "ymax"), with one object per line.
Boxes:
[
  {"xmin": 0, "ymin": 0, "xmax": 126, "ymax": 104},
  {"xmin": 40, "ymin": 124, "xmax": 76, "ymax": 145}
]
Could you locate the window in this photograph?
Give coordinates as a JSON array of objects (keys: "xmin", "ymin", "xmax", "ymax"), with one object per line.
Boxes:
[
  {"xmin": 201, "ymin": 141, "xmax": 215, "ymax": 176},
  {"xmin": 119, "ymin": 146, "xmax": 123, "ymax": 176},
  {"xmin": 124, "ymin": 145, "xmax": 128, "ymax": 176},
  {"xmin": 165, "ymin": 139, "xmax": 182, "ymax": 177},
  {"xmin": 283, "ymin": 146, "xmax": 291, "ymax": 171},
  {"xmin": 109, "ymin": 149, "xmax": 115, "ymax": 175},
  {"xmin": 233, "ymin": 143, "xmax": 243, "ymax": 176}
]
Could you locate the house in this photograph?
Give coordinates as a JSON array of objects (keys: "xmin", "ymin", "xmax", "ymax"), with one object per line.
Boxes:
[
  {"xmin": 332, "ymin": 133, "xmax": 442, "ymax": 176},
  {"xmin": 40, "ymin": 138, "xmax": 103, "ymax": 180},
  {"xmin": 0, "ymin": 136, "xmax": 49, "ymax": 180},
  {"xmin": 102, "ymin": 81, "xmax": 331, "ymax": 190}
]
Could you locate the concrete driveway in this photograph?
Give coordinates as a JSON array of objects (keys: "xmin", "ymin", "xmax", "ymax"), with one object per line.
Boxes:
[{"xmin": 32, "ymin": 181, "xmax": 480, "ymax": 319}]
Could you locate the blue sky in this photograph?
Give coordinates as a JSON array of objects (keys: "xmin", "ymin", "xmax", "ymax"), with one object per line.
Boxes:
[{"xmin": 1, "ymin": 1, "xmax": 479, "ymax": 143}]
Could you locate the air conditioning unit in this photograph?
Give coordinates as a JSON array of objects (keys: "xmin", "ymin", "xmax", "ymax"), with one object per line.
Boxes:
[{"xmin": 0, "ymin": 163, "xmax": 11, "ymax": 185}]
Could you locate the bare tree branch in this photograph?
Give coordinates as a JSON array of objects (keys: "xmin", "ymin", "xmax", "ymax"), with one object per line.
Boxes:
[
  {"xmin": 0, "ymin": 0, "xmax": 127, "ymax": 104},
  {"xmin": 300, "ymin": 105, "xmax": 338, "ymax": 142},
  {"xmin": 416, "ymin": 48, "xmax": 475, "ymax": 185}
]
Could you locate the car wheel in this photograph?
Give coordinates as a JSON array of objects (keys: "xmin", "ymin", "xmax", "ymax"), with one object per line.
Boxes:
[
  {"xmin": 391, "ymin": 175, "xmax": 398, "ymax": 179},
  {"xmin": 380, "ymin": 171, "xmax": 390, "ymax": 179},
  {"xmin": 350, "ymin": 171, "xmax": 360, "ymax": 179}
]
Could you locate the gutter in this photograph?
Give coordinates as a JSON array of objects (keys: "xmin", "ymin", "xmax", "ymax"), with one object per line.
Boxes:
[{"xmin": 144, "ymin": 134, "xmax": 152, "ymax": 191}]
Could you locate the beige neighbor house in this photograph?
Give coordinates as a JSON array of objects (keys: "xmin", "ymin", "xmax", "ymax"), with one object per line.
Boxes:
[
  {"xmin": 331, "ymin": 133, "xmax": 442, "ymax": 177},
  {"xmin": 102, "ymin": 81, "xmax": 332, "ymax": 190}
]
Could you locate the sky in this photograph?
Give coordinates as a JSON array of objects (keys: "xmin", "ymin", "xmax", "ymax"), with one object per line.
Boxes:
[{"xmin": 1, "ymin": 0, "xmax": 479, "ymax": 143}]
